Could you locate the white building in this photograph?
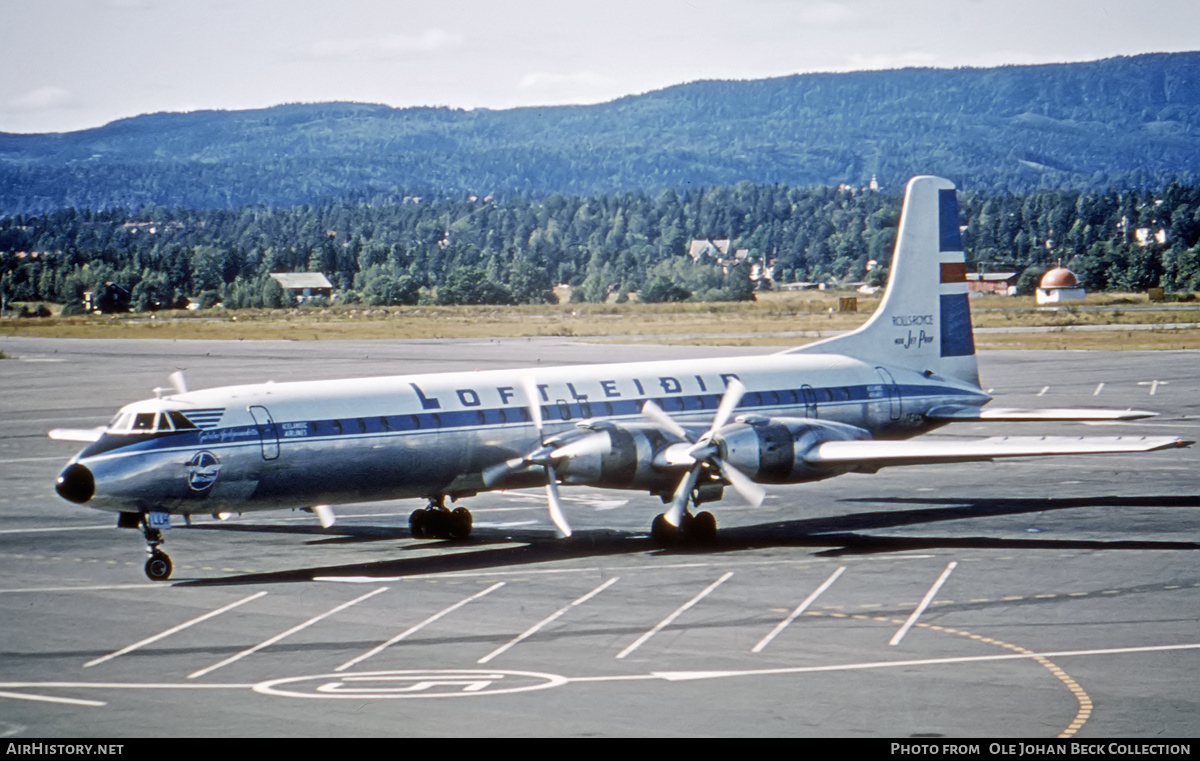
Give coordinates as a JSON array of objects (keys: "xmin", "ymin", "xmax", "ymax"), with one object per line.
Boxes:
[{"xmin": 1036, "ymin": 266, "xmax": 1086, "ymax": 304}]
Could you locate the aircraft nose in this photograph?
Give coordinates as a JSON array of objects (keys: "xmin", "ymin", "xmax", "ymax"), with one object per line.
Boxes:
[{"xmin": 56, "ymin": 463, "xmax": 95, "ymax": 504}]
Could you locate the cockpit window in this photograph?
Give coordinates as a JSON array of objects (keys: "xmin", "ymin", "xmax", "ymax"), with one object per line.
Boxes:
[
  {"xmin": 168, "ymin": 411, "xmax": 198, "ymax": 431},
  {"xmin": 106, "ymin": 410, "xmax": 199, "ymax": 435}
]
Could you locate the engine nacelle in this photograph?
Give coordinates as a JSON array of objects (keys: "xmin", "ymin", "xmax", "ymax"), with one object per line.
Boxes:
[
  {"xmin": 716, "ymin": 417, "xmax": 871, "ymax": 484},
  {"xmin": 550, "ymin": 421, "xmax": 680, "ymax": 493}
]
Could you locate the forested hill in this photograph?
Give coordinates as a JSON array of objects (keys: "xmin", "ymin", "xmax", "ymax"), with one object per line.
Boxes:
[{"xmin": 3, "ymin": 52, "xmax": 1200, "ymax": 213}]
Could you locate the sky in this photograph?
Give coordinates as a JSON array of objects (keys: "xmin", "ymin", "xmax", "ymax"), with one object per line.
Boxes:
[{"xmin": 5, "ymin": 0, "xmax": 1200, "ymax": 134}]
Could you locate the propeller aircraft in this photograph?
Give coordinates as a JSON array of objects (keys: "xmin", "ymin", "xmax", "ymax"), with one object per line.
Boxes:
[{"xmin": 50, "ymin": 176, "xmax": 1192, "ymax": 580}]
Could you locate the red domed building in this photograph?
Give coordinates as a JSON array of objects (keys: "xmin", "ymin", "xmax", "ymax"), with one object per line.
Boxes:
[{"xmin": 1036, "ymin": 265, "xmax": 1086, "ymax": 304}]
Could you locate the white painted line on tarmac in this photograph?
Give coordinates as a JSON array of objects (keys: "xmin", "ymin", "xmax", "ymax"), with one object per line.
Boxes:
[
  {"xmin": 1139, "ymin": 380, "xmax": 1167, "ymax": 395},
  {"xmin": 889, "ymin": 561, "xmax": 957, "ymax": 647},
  {"xmin": 0, "ymin": 525, "xmax": 112, "ymax": 534},
  {"xmin": 478, "ymin": 577, "xmax": 620, "ymax": 664},
  {"xmin": 616, "ymin": 572, "xmax": 734, "ymax": 660},
  {"xmin": 641, "ymin": 641, "xmax": 1200, "ymax": 683},
  {"xmin": 85, "ymin": 591, "xmax": 268, "ymax": 668},
  {"xmin": 334, "ymin": 582, "xmax": 505, "ymax": 672},
  {"xmin": 188, "ymin": 586, "xmax": 388, "ymax": 679},
  {"xmin": 6, "ymin": 641, "xmax": 1200, "ymax": 700},
  {"xmin": 0, "ymin": 583, "xmax": 167, "ymax": 594},
  {"xmin": 0, "ymin": 690, "xmax": 106, "ymax": 707},
  {"xmin": 0, "ymin": 456, "xmax": 75, "ymax": 464},
  {"xmin": 752, "ymin": 566, "xmax": 846, "ymax": 653}
]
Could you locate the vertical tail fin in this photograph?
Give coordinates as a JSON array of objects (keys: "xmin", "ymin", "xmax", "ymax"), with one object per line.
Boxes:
[{"xmin": 788, "ymin": 176, "xmax": 980, "ymax": 387}]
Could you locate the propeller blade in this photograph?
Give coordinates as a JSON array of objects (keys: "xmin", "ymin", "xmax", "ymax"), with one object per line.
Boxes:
[
  {"xmin": 169, "ymin": 370, "xmax": 188, "ymax": 395},
  {"xmin": 709, "ymin": 378, "xmax": 746, "ymax": 435},
  {"xmin": 522, "ymin": 376, "xmax": 544, "ymax": 437},
  {"xmin": 641, "ymin": 399, "xmax": 691, "ymax": 441},
  {"xmin": 665, "ymin": 464, "xmax": 702, "ymax": 527},
  {"xmin": 718, "ymin": 461, "xmax": 766, "ymax": 507},
  {"xmin": 481, "ymin": 456, "xmax": 528, "ymax": 487},
  {"xmin": 544, "ymin": 466, "xmax": 572, "ymax": 538},
  {"xmin": 549, "ymin": 431, "xmax": 611, "ymax": 460}
]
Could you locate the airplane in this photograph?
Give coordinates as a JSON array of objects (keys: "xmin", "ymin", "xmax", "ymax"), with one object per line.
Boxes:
[{"xmin": 50, "ymin": 176, "xmax": 1193, "ymax": 581}]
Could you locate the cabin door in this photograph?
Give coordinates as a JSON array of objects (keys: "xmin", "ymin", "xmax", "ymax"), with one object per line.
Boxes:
[
  {"xmin": 248, "ymin": 405, "xmax": 280, "ymax": 460},
  {"xmin": 874, "ymin": 368, "xmax": 902, "ymax": 421}
]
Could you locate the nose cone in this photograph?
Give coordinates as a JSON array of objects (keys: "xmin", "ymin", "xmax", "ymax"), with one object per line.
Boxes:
[{"xmin": 56, "ymin": 463, "xmax": 95, "ymax": 504}]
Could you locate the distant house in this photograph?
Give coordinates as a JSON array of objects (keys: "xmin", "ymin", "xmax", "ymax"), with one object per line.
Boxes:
[
  {"xmin": 688, "ymin": 239, "xmax": 749, "ymax": 263},
  {"xmin": 84, "ymin": 282, "xmax": 131, "ymax": 313},
  {"xmin": 966, "ymin": 272, "xmax": 1018, "ymax": 295},
  {"xmin": 269, "ymin": 273, "xmax": 333, "ymax": 304}
]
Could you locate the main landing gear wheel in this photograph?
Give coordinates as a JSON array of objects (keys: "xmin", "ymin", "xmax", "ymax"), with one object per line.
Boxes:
[
  {"xmin": 410, "ymin": 498, "xmax": 472, "ymax": 540},
  {"xmin": 145, "ymin": 550, "xmax": 172, "ymax": 581},
  {"xmin": 651, "ymin": 510, "xmax": 718, "ymax": 547}
]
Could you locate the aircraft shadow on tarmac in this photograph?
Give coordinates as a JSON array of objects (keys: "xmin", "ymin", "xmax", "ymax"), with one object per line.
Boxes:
[{"xmin": 174, "ymin": 494, "xmax": 1200, "ymax": 586}]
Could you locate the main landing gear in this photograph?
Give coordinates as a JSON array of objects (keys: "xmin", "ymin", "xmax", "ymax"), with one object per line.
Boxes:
[
  {"xmin": 650, "ymin": 509, "xmax": 718, "ymax": 547},
  {"xmin": 119, "ymin": 512, "xmax": 174, "ymax": 581},
  {"xmin": 409, "ymin": 496, "xmax": 472, "ymax": 540}
]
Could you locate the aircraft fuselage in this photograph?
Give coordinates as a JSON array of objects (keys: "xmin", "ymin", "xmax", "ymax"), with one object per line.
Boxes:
[{"xmin": 60, "ymin": 352, "xmax": 988, "ymax": 517}]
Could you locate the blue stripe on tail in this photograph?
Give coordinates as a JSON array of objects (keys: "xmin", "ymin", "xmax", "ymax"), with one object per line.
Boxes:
[
  {"xmin": 940, "ymin": 293, "xmax": 975, "ymax": 357},
  {"xmin": 939, "ymin": 189, "xmax": 962, "ymax": 252}
]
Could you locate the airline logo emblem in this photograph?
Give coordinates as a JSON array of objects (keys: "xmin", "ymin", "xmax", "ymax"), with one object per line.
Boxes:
[{"xmin": 186, "ymin": 451, "xmax": 221, "ymax": 492}]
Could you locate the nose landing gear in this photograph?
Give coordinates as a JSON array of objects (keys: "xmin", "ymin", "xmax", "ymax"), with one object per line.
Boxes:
[{"xmin": 120, "ymin": 512, "xmax": 174, "ymax": 581}]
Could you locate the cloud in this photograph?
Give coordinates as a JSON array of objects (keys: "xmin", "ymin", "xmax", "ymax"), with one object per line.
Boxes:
[
  {"xmin": 308, "ymin": 29, "xmax": 464, "ymax": 60},
  {"xmin": 515, "ymin": 71, "xmax": 618, "ymax": 105},
  {"xmin": 797, "ymin": 1, "xmax": 859, "ymax": 26},
  {"xmin": 518, "ymin": 71, "xmax": 612, "ymax": 91},
  {"xmin": 839, "ymin": 51, "xmax": 941, "ymax": 72},
  {"xmin": 10, "ymin": 86, "xmax": 75, "ymax": 112}
]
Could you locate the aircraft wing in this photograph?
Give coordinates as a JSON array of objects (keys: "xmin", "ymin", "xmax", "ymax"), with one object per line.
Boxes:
[
  {"xmin": 927, "ymin": 405, "xmax": 1158, "ymax": 422},
  {"xmin": 805, "ymin": 435, "xmax": 1193, "ymax": 471},
  {"xmin": 48, "ymin": 427, "xmax": 105, "ymax": 443}
]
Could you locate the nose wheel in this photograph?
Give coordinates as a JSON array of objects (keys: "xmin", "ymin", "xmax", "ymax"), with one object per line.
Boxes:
[
  {"xmin": 139, "ymin": 517, "xmax": 173, "ymax": 581},
  {"xmin": 145, "ymin": 549, "xmax": 173, "ymax": 581}
]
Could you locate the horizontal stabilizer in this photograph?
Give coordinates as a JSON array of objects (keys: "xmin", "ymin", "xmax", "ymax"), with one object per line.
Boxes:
[
  {"xmin": 48, "ymin": 427, "xmax": 105, "ymax": 443},
  {"xmin": 927, "ymin": 405, "xmax": 1158, "ymax": 422},
  {"xmin": 806, "ymin": 435, "xmax": 1192, "ymax": 470}
]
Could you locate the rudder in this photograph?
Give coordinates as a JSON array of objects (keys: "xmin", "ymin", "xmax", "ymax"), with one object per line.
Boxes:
[{"xmin": 788, "ymin": 176, "xmax": 980, "ymax": 388}]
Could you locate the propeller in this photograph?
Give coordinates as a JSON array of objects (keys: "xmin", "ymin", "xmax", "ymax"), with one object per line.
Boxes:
[
  {"xmin": 484, "ymin": 378, "xmax": 619, "ymax": 537},
  {"xmin": 515, "ymin": 378, "xmax": 576, "ymax": 538},
  {"xmin": 644, "ymin": 378, "xmax": 766, "ymax": 527}
]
